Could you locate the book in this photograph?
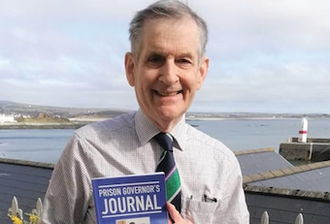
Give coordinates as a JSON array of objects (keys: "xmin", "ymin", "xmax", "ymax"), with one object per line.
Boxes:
[{"xmin": 92, "ymin": 172, "xmax": 168, "ymax": 224}]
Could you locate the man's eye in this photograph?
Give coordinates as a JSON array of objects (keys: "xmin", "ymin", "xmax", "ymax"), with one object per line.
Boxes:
[
  {"xmin": 176, "ymin": 58, "xmax": 193, "ymax": 69},
  {"xmin": 148, "ymin": 56, "xmax": 164, "ymax": 64},
  {"xmin": 177, "ymin": 58, "xmax": 191, "ymax": 64}
]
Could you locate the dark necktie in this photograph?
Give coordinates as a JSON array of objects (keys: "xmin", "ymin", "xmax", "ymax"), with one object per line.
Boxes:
[{"xmin": 154, "ymin": 133, "xmax": 181, "ymax": 213}]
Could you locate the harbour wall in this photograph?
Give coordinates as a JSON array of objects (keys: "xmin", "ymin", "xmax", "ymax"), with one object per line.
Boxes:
[{"xmin": 279, "ymin": 138, "xmax": 330, "ymax": 162}]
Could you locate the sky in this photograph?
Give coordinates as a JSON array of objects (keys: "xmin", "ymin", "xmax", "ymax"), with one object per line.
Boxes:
[{"xmin": 1, "ymin": 0, "xmax": 330, "ymax": 113}]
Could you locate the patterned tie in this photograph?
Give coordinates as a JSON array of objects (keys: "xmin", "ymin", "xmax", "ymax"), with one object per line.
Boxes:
[{"xmin": 154, "ymin": 133, "xmax": 181, "ymax": 213}]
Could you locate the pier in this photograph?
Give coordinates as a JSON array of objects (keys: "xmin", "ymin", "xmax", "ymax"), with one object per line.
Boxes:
[{"xmin": 279, "ymin": 137, "xmax": 330, "ymax": 162}]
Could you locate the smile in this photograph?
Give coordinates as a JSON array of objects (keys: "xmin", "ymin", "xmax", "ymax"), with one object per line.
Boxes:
[{"xmin": 154, "ymin": 90, "xmax": 183, "ymax": 96}]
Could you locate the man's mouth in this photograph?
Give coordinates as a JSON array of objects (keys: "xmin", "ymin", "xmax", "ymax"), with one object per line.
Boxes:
[{"xmin": 154, "ymin": 90, "xmax": 183, "ymax": 96}]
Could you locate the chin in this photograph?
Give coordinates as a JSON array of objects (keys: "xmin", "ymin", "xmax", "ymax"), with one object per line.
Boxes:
[{"xmin": 157, "ymin": 108, "xmax": 185, "ymax": 121}]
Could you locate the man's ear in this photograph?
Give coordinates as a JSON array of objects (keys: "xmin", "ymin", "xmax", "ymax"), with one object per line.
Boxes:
[
  {"xmin": 196, "ymin": 57, "xmax": 209, "ymax": 90},
  {"xmin": 124, "ymin": 52, "xmax": 135, "ymax": 87}
]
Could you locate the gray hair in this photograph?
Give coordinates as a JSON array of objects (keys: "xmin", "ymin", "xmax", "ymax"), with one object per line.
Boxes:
[{"xmin": 129, "ymin": 0, "xmax": 208, "ymax": 59}]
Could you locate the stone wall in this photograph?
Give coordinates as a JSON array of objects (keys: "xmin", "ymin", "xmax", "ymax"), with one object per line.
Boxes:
[{"xmin": 279, "ymin": 141, "xmax": 330, "ymax": 161}]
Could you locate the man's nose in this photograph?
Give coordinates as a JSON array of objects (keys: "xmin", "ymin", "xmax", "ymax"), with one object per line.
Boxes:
[{"xmin": 158, "ymin": 60, "xmax": 179, "ymax": 85}]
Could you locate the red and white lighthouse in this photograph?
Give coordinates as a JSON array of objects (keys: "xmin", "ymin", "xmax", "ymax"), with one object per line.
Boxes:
[{"xmin": 298, "ymin": 117, "xmax": 308, "ymax": 143}]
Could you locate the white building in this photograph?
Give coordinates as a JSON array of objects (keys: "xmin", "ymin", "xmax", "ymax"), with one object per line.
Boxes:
[{"xmin": 0, "ymin": 114, "xmax": 16, "ymax": 123}]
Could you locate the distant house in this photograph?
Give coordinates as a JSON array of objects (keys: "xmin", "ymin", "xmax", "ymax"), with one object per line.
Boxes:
[{"xmin": 0, "ymin": 114, "xmax": 16, "ymax": 123}]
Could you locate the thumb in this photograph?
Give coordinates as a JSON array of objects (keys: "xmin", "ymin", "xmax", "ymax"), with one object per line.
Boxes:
[{"xmin": 167, "ymin": 202, "xmax": 182, "ymax": 223}]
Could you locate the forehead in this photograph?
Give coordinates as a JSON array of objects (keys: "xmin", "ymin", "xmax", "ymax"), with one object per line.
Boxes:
[{"xmin": 140, "ymin": 18, "xmax": 199, "ymax": 57}]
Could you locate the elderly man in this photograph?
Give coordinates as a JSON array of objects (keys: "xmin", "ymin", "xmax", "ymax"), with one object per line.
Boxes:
[{"xmin": 39, "ymin": 0, "xmax": 249, "ymax": 223}]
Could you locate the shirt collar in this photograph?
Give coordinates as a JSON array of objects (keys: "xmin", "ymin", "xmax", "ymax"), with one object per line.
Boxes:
[{"xmin": 135, "ymin": 109, "xmax": 188, "ymax": 151}]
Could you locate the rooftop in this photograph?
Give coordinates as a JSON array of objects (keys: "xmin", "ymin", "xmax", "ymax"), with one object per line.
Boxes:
[
  {"xmin": 0, "ymin": 158, "xmax": 53, "ymax": 223},
  {"xmin": 236, "ymin": 148, "xmax": 330, "ymax": 223},
  {"xmin": 1, "ymin": 148, "xmax": 330, "ymax": 223}
]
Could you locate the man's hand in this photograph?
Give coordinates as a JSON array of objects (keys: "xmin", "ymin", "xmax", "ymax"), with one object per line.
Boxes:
[{"xmin": 167, "ymin": 203, "xmax": 193, "ymax": 224}]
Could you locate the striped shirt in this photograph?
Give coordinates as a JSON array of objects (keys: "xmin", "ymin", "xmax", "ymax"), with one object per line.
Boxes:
[{"xmin": 40, "ymin": 109, "xmax": 249, "ymax": 224}]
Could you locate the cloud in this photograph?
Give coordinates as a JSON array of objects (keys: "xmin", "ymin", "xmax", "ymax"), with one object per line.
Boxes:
[{"xmin": 0, "ymin": 0, "xmax": 330, "ymax": 113}]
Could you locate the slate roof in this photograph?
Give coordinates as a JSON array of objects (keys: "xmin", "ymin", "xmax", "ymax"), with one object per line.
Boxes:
[
  {"xmin": 244, "ymin": 160, "xmax": 330, "ymax": 192},
  {"xmin": 1, "ymin": 149, "xmax": 330, "ymax": 224},
  {"xmin": 0, "ymin": 158, "xmax": 53, "ymax": 224},
  {"xmin": 236, "ymin": 148, "xmax": 330, "ymax": 223},
  {"xmin": 245, "ymin": 185, "xmax": 330, "ymax": 224},
  {"xmin": 235, "ymin": 148, "xmax": 293, "ymax": 176}
]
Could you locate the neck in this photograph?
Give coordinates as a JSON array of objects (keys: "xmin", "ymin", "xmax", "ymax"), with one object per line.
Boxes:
[{"xmin": 150, "ymin": 115, "xmax": 184, "ymax": 133}]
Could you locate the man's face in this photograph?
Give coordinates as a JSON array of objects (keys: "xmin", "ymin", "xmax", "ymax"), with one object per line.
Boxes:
[{"xmin": 125, "ymin": 18, "xmax": 209, "ymax": 130}]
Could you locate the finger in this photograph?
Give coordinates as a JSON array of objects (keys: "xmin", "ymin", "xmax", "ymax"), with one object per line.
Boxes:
[{"xmin": 167, "ymin": 202, "xmax": 183, "ymax": 223}]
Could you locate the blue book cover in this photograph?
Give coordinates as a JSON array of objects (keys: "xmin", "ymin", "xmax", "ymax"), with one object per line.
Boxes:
[{"xmin": 92, "ymin": 172, "xmax": 168, "ymax": 224}]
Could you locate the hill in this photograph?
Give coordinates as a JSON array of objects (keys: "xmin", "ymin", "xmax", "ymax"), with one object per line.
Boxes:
[
  {"xmin": 1, "ymin": 100, "xmax": 330, "ymax": 121},
  {"xmin": 0, "ymin": 100, "xmax": 131, "ymax": 119}
]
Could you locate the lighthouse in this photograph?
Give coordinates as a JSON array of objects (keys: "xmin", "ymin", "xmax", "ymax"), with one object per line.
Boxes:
[{"xmin": 298, "ymin": 117, "xmax": 308, "ymax": 143}]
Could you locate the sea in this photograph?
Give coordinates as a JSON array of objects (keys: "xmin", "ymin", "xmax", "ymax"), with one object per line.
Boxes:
[{"xmin": 1, "ymin": 118, "xmax": 330, "ymax": 164}]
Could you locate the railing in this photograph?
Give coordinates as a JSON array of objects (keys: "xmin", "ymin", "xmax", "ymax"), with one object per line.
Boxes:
[
  {"xmin": 7, "ymin": 197, "xmax": 42, "ymax": 224},
  {"xmin": 5, "ymin": 197, "xmax": 305, "ymax": 224},
  {"xmin": 261, "ymin": 211, "xmax": 304, "ymax": 224}
]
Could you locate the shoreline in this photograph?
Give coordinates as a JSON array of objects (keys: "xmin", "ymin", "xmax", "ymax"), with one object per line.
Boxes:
[
  {"xmin": 1, "ymin": 116, "xmax": 329, "ymax": 129},
  {"xmin": 0, "ymin": 122, "xmax": 89, "ymax": 130}
]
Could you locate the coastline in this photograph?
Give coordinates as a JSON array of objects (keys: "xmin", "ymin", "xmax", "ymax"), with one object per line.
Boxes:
[
  {"xmin": 1, "ymin": 116, "xmax": 329, "ymax": 130},
  {"xmin": 0, "ymin": 118, "xmax": 110, "ymax": 130},
  {"xmin": 0, "ymin": 117, "xmax": 298, "ymax": 129},
  {"xmin": 0, "ymin": 122, "xmax": 89, "ymax": 130},
  {"xmin": 186, "ymin": 116, "xmax": 301, "ymax": 121}
]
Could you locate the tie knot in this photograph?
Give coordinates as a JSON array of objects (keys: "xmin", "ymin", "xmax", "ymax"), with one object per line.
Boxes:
[{"xmin": 153, "ymin": 132, "xmax": 173, "ymax": 152}]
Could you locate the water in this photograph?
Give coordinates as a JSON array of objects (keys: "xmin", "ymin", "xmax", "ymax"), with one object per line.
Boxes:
[
  {"xmin": 1, "ymin": 118, "xmax": 330, "ymax": 164},
  {"xmin": 190, "ymin": 118, "xmax": 330, "ymax": 150},
  {"xmin": 0, "ymin": 129, "xmax": 74, "ymax": 163}
]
